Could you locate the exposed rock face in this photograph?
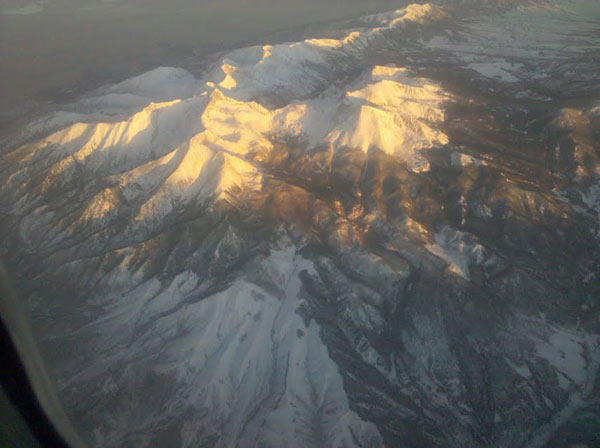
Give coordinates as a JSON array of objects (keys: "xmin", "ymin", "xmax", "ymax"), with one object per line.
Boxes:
[{"xmin": 1, "ymin": 2, "xmax": 599, "ymax": 447}]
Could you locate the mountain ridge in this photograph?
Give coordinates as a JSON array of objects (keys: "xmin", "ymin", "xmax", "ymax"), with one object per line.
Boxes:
[{"xmin": 1, "ymin": 1, "xmax": 599, "ymax": 447}]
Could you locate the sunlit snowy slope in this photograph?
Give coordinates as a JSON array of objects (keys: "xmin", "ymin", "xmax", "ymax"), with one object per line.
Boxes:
[{"xmin": 1, "ymin": 1, "xmax": 599, "ymax": 447}]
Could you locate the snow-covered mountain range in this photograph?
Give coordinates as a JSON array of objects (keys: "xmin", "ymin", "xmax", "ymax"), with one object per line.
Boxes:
[{"xmin": 1, "ymin": 1, "xmax": 599, "ymax": 447}]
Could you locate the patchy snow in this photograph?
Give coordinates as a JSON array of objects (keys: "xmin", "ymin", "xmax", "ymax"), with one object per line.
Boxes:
[
  {"xmin": 467, "ymin": 61, "xmax": 521, "ymax": 83},
  {"xmin": 61, "ymin": 241, "xmax": 382, "ymax": 447},
  {"xmin": 424, "ymin": 0, "xmax": 600, "ymax": 83},
  {"xmin": 582, "ymin": 183, "xmax": 600, "ymax": 239},
  {"xmin": 239, "ymin": 252, "xmax": 382, "ymax": 447},
  {"xmin": 523, "ymin": 316, "xmax": 600, "ymax": 448},
  {"xmin": 425, "ymin": 226, "xmax": 486, "ymax": 280},
  {"xmin": 450, "ymin": 151, "xmax": 484, "ymax": 167},
  {"xmin": 535, "ymin": 326, "xmax": 587, "ymax": 389}
]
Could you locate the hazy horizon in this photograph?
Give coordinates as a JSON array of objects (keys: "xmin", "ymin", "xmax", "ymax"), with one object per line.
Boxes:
[{"xmin": 1, "ymin": 0, "xmax": 404, "ymax": 126}]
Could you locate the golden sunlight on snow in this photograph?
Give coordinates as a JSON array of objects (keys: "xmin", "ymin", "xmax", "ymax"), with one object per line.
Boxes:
[
  {"xmin": 78, "ymin": 187, "xmax": 119, "ymax": 222},
  {"xmin": 5, "ymin": 62, "xmax": 450, "ymax": 225},
  {"xmin": 2, "ymin": 2, "xmax": 453, "ymax": 227}
]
